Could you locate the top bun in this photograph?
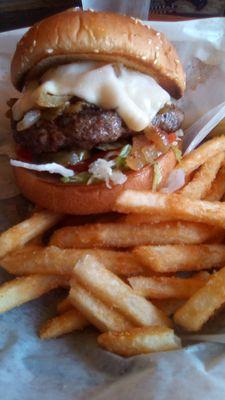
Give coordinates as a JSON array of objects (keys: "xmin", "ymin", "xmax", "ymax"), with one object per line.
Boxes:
[{"xmin": 11, "ymin": 9, "xmax": 185, "ymax": 98}]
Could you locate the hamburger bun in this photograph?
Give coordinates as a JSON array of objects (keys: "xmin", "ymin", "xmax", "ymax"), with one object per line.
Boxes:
[
  {"xmin": 11, "ymin": 9, "xmax": 185, "ymax": 98},
  {"xmin": 13, "ymin": 149, "xmax": 176, "ymax": 215}
]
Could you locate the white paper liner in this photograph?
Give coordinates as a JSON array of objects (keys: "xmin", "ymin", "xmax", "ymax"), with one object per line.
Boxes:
[{"xmin": 1, "ymin": 18, "xmax": 225, "ymax": 400}]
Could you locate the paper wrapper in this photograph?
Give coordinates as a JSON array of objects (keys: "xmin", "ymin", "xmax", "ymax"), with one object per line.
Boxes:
[{"xmin": 1, "ymin": 18, "xmax": 225, "ymax": 400}]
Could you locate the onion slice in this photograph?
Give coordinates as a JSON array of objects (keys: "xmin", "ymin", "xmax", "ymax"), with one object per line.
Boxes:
[
  {"xmin": 161, "ymin": 168, "xmax": 185, "ymax": 194},
  {"xmin": 16, "ymin": 110, "xmax": 41, "ymax": 131},
  {"xmin": 10, "ymin": 159, "xmax": 74, "ymax": 178}
]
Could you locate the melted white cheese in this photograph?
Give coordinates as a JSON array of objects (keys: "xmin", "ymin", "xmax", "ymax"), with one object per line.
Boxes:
[{"xmin": 13, "ymin": 62, "xmax": 170, "ymax": 132}]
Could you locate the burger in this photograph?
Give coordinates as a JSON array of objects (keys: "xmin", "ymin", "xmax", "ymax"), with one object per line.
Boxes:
[{"xmin": 8, "ymin": 9, "xmax": 186, "ymax": 215}]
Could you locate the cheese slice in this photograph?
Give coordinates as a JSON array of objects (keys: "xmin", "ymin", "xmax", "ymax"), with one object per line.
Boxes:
[{"xmin": 13, "ymin": 62, "xmax": 170, "ymax": 132}]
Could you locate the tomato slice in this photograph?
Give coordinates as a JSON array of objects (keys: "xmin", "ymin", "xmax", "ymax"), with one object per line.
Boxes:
[
  {"xmin": 168, "ymin": 133, "xmax": 177, "ymax": 144},
  {"xmin": 15, "ymin": 145, "xmax": 124, "ymax": 174},
  {"xmin": 67, "ymin": 150, "xmax": 108, "ymax": 173},
  {"xmin": 16, "ymin": 145, "xmax": 33, "ymax": 162},
  {"xmin": 69, "ymin": 160, "xmax": 90, "ymax": 173}
]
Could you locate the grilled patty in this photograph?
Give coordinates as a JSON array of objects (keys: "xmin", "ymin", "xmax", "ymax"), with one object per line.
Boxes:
[{"xmin": 12, "ymin": 103, "xmax": 184, "ymax": 154}]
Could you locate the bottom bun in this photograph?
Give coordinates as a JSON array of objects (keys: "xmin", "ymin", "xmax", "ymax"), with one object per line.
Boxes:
[{"xmin": 13, "ymin": 149, "xmax": 176, "ymax": 215}]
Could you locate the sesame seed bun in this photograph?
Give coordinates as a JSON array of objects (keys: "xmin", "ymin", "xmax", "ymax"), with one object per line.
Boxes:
[{"xmin": 11, "ymin": 9, "xmax": 185, "ymax": 98}]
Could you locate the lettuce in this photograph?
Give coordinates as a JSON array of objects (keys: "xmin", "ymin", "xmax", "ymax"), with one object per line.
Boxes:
[
  {"xmin": 152, "ymin": 162, "xmax": 162, "ymax": 191},
  {"xmin": 116, "ymin": 144, "xmax": 132, "ymax": 168},
  {"xmin": 171, "ymin": 145, "xmax": 182, "ymax": 163},
  {"xmin": 61, "ymin": 171, "xmax": 91, "ymax": 184}
]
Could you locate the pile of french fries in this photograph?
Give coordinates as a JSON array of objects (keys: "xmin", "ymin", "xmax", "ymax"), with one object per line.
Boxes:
[{"xmin": 2, "ymin": 136, "xmax": 225, "ymax": 357}]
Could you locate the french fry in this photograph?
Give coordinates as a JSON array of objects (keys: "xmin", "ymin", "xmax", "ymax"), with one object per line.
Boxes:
[
  {"xmin": 57, "ymin": 297, "xmax": 73, "ymax": 314},
  {"xmin": 70, "ymin": 279, "xmax": 133, "ymax": 332},
  {"xmin": 133, "ymin": 244, "xmax": 225, "ymax": 273},
  {"xmin": 115, "ymin": 190, "xmax": 225, "ymax": 229},
  {"xmin": 179, "ymin": 152, "xmax": 224, "ymax": 199},
  {"xmin": 28, "ymin": 234, "xmax": 44, "ymax": 246},
  {"xmin": 152, "ymin": 299, "xmax": 185, "ymax": 316},
  {"xmin": 205, "ymin": 162, "xmax": 225, "ymax": 201},
  {"xmin": 39, "ymin": 309, "xmax": 89, "ymax": 339},
  {"xmin": 72, "ymin": 255, "xmax": 170, "ymax": 327},
  {"xmin": 98, "ymin": 327, "xmax": 181, "ymax": 357},
  {"xmin": 1, "ymin": 246, "xmax": 145, "ymax": 277},
  {"xmin": 174, "ymin": 266, "xmax": 225, "ymax": 331},
  {"xmin": 50, "ymin": 221, "xmax": 220, "ymax": 249},
  {"xmin": 208, "ymin": 118, "xmax": 225, "ymax": 138},
  {"xmin": 121, "ymin": 214, "xmax": 172, "ymax": 225},
  {"xmin": 0, "ymin": 211, "xmax": 62, "ymax": 259},
  {"xmin": 128, "ymin": 274, "xmax": 209, "ymax": 299},
  {"xmin": 13, "ymin": 243, "xmax": 43, "ymax": 253},
  {"xmin": 178, "ymin": 136, "xmax": 225, "ymax": 176},
  {"xmin": 0, "ymin": 275, "xmax": 66, "ymax": 313}
]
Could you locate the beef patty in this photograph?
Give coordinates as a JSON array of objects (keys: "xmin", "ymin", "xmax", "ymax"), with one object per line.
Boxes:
[{"xmin": 12, "ymin": 103, "xmax": 184, "ymax": 154}]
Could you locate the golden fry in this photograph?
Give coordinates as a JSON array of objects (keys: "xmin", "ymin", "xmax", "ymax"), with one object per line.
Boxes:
[
  {"xmin": 1, "ymin": 246, "xmax": 145, "ymax": 277},
  {"xmin": 39, "ymin": 309, "xmax": 89, "ymax": 339},
  {"xmin": 174, "ymin": 266, "xmax": 225, "ymax": 331},
  {"xmin": 70, "ymin": 279, "xmax": 133, "ymax": 332},
  {"xmin": 115, "ymin": 190, "xmax": 225, "ymax": 229},
  {"xmin": 152, "ymin": 299, "xmax": 185, "ymax": 316},
  {"xmin": 50, "ymin": 221, "xmax": 220, "ymax": 249},
  {"xmin": 57, "ymin": 297, "xmax": 73, "ymax": 314},
  {"xmin": 128, "ymin": 274, "xmax": 209, "ymax": 299},
  {"xmin": 121, "ymin": 214, "xmax": 172, "ymax": 224},
  {"xmin": 98, "ymin": 327, "xmax": 181, "ymax": 357},
  {"xmin": 0, "ymin": 211, "xmax": 61, "ymax": 259},
  {"xmin": 205, "ymin": 162, "xmax": 225, "ymax": 201},
  {"xmin": 179, "ymin": 153, "xmax": 224, "ymax": 199},
  {"xmin": 0, "ymin": 275, "xmax": 66, "ymax": 313},
  {"xmin": 133, "ymin": 244, "xmax": 225, "ymax": 273},
  {"xmin": 178, "ymin": 136, "xmax": 225, "ymax": 176},
  {"xmin": 72, "ymin": 255, "xmax": 170, "ymax": 327},
  {"xmin": 208, "ymin": 118, "xmax": 225, "ymax": 138}
]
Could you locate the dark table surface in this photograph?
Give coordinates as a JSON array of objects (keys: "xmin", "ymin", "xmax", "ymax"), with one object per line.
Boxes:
[
  {"xmin": 0, "ymin": 0, "xmax": 224, "ymax": 32},
  {"xmin": 0, "ymin": 0, "xmax": 81, "ymax": 32}
]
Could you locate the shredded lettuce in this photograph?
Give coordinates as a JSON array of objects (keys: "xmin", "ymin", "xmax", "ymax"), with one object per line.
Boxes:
[
  {"xmin": 152, "ymin": 162, "xmax": 162, "ymax": 191},
  {"xmin": 37, "ymin": 148, "xmax": 90, "ymax": 166},
  {"xmin": 61, "ymin": 171, "xmax": 91, "ymax": 184},
  {"xmin": 171, "ymin": 145, "xmax": 182, "ymax": 163},
  {"xmin": 116, "ymin": 144, "xmax": 132, "ymax": 168},
  {"xmin": 96, "ymin": 142, "xmax": 125, "ymax": 151}
]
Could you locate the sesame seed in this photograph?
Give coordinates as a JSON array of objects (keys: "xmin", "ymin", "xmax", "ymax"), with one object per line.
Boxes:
[
  {"xmin": 130, "ymin": 17, "xmax": 138, "ymax": 24},
  {"xmin": 46, "ymin": 48, "xmax": 53, "ymax": 54},
  {"xmin": 141, "ymin": 55, "xmax": 147, "ymax": 60},
  {"xmin": 156, "ymin": 32, "xmax": 161, "ymax": 37},
  {"xmin": 138, "ymin": 20, "xmax": 147, "ymax": 27},
  {"xmin": 93, "ymin": 49, "xmax": 99, "ymax": 53}
]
